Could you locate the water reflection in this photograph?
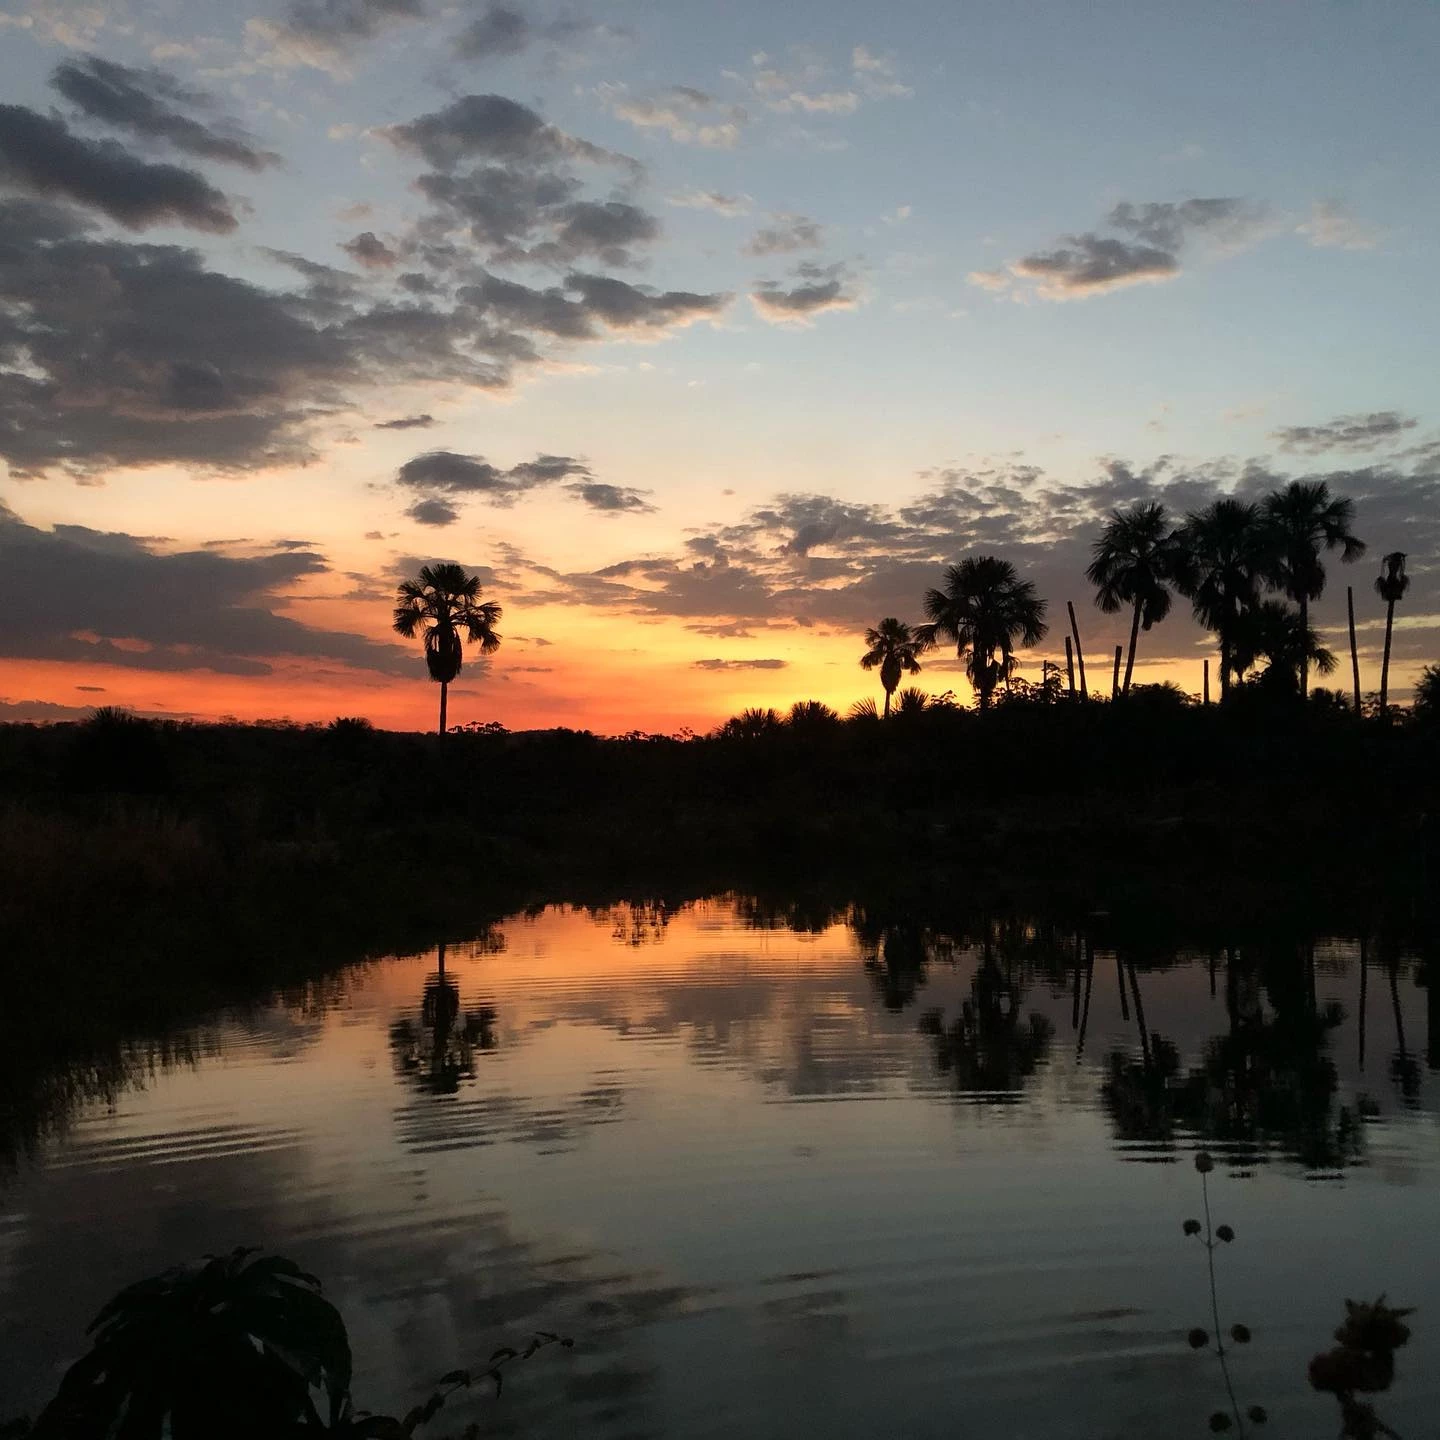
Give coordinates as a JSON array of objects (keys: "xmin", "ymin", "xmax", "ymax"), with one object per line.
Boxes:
[
  {"xmin": 389, "ymin": 942, "xmax": 499, "ymax": 1095},
  {"xmin": 3, "ymin": 897, "xmax": 1439, "ymax": 1439}
]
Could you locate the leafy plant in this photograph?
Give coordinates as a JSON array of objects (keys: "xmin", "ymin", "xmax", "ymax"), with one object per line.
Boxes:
[
  {"xmin": 1309, "ymin": 1296, "xmax": 1413, "ymax": 1439},
  {"xmin": 1182, "ymin": 1152, "xmax": 1266, "ymax": 1435},
  {"xmin": 24, "ymin": 1248, "xmax": 569, "ymax": 1439}
]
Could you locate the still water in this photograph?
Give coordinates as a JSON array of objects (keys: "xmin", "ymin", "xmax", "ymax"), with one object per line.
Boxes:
[{"xmin": 2, "ymin": 898, "xmax": 1439, "ymax": 1438}]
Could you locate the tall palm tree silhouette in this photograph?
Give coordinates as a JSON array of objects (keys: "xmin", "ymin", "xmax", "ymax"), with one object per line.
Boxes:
[
  {"xmin": 1263, "ymin": 480, "xmax": 1365, "ymax": 697},
  {"xmin": 919, "ymin": 556, "xmax": 1048, "ymax": 711},
  {"xmin": 859, "ymin": 618, "xmax": 928, "ymax": 717},
  {"xmin": 393, "ymin": 563, "xmax": 501, "ymax": 735},
  {"xmin": 1175, "ymin": 499, "xmax": 1269, "ymax": 702},
  {"xmin": 1374, "ymin": 551, "xmax": 1410, "ymax": 717},
  {"xmin": 1086, "ymin": 502, "xmax": 1182, "ymax": 697}
]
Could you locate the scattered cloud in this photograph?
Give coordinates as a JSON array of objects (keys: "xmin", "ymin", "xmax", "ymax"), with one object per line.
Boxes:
[
  {"xmin": 1273, "ymin": 411, "xmax": 1417, "ymax": 455},
  {"xmin": 374, "ymin": 413, "xmax": 435, "ymax": 430},
  {"xmin": 743, "ymin": 213, "xmax": 824, "ymax": 256},
  {"xmin": 567, "ymin": 481, "xmax": 656, "ymax": 514},
  {"xmin": 667, "ymin": 188, "xmax": 750, "ymax": 217},
  {"xmin": 851, "ymin": 45, "xmax": 913, "ymax": 100},
  {"xmin": 692, "ymin": 658, "xmax": 788, "ymax": 670},
  {"xmin": 750, "ymin": 262, "xmax": 859, "ymax": 324},
  {"xmin": 0, "ymin": 103, "xmax": 238, "ymax": 232},
  {"xmin": 597, "ymin": 83, "xmax": 746, "ymax": 149},
  {"xmin": 1297, "ymin": 200, "xmax": 1384, "ymax": 251},
  {"xmin": 974, "ymin": 196, "xmax": 1268, "ymax": 301},
  {"xmin": 248, "ymin": 0, "xmax": 425, "ymax": 71}
]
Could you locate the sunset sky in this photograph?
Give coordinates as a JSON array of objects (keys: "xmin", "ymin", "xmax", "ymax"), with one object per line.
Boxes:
[{"xmin": 1, "ymin": 0, "xmax": 1436, "ymax": 731}]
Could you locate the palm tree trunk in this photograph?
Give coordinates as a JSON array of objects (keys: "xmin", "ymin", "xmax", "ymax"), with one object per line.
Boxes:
[
  {"xmin": 1347, "ymin": 586, "xmax": 1362, "ymax": 713},
  {"xmin": 1123, "ymin": 600, "xmax": 1142, "ymax": 695},
  {"xmin": 1380, "ymin": 598, "xmax": 1396, "ymax": 716},
  {"xmin": 438, "ymin": 679, "xmax": 449, "ymax": 736},
  {"xmin": 883, "ymin": 686, "xmax": 892, "ymax": 719},
  {"xmin": 1219, "ymin": 633, "xmax": 1231, "ymax": 702},
  {"xmin": 1066, "ymin": 601, "xmax": 1089, "ymax": 699},
  {"xmin": 1299, "ymin": 593, "xmax": 1309, "ymax": 697}
]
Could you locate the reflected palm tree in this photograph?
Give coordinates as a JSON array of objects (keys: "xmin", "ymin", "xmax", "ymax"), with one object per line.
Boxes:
[
  {"xmin": 919, "ymin": 940, "xmax": 1054, "ymax": 1095},
  {"xmin": 851, "ymin": 908, "xmax": 954, "ymax": 1011},
  {"xmin": 389, "ymin": 943, "xmax": 497, "ymax": 1095}
]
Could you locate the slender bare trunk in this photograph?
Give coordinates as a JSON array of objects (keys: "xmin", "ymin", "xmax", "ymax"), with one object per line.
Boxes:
[
  {"xmin": 883, "ymin": 686, "xmax": 892, "ymax": 719},
  {"xmin": 1111, "ymin": 645, "xmax": 1122, "ymax": 700},
  {"xmin": 1123, "ymin": 600, "xmax": 1142, "ymax": 695},
  {"xmin": 1299, "ymin": 593, "xmax": 1310, "ymax": 697},
  {"xmin": 1203, "ymin": 659, "xmax": 1210, "ymax": 706},
  {"xmin": 1359, "ymin": 934, "xmax": 1368, "ymax": 1072},
  {"xmin": 1219, "ymin": 632, "xmax": 1231, "ymax": 702},
  {"xmin": 1067, "ymin": 601, "xmax": 1089, "ymax": 699},
  {"xmin": 1064, "ymin": 635, "xmax": 1076, "ymax": 698},
  {"xmin": 1380, "ymin": 598, "xmax": 1396, "ymax": 717},
  {"xmin": 1347, "ymin": 586, "xmax": 1362, "ymax": 714},
  {"xmin": 439, "ymin": 679, "xmax": 449, "ymax": 735}
]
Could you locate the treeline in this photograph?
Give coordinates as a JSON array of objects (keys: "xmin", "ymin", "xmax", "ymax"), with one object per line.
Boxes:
[{"xmin": 849, "ymin": 481, "xmax": 1425, "ymax": 719}]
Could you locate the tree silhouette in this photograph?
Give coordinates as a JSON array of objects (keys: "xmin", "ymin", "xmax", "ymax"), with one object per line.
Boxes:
[
  {"xmin": 393, "ymin": 563, "xmax": 502, "ymax": 736},
  {"xmin": 1374, "ymin": 552, "xmax": 1410, "ymax": 718},
  {"xmin": 859, "ymin": 618, "xmax": 928, "ymax": 717},
  {"xmin": 1234, "ymin": 598, "xmax": 1338, "ymax": 693},
  {"xmin": 919, "ymin": 556, "xmax": 1048, "ymax": 711},
  {"xmin": 1086, "ymin": 501, "xmax": 1182, "ymax": 696},
  {"xmin": 1264, "ymin": 480, "xmax": 1365, "ymax": 698},
  {"xmin": 1175, "ymin": 500, "xmax": 1269, "ymax": 702}
]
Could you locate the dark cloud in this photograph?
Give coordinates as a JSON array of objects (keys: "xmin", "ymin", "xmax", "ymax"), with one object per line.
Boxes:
[
  {"xmin": 1010, "ymin": 236, "xmax": 1177, "ymax": 297},
  {"xmin": 1273, "ymin": 411, "xmax": 1418, "ymax": 455},
  {"xmin": 406, "ymin": 496, "xmax": 461, "ymax": 526},
  {"xmin": 567, "ymin": 482, "xmax": 656, "ymax": 514},
  {"xmin": 50, "ymin": 56, "xmax": 278, "ymax": 171},
  {"xmin": 277, "ymin": 0, "xmax": 424, "ymax": 50},
  {"xmin": 385, "ymin": 93, "xmax": 629, "ymax": 173},
  {"xmin": 0, "ymin": 502, "xmax": 412, "ymax": 676},
  {"xmin": 0, "ymin": 103, "xmax": 237, "ymax": 232},
  {"xmin": 0, "ymin": 190, "xmax": 723, "ymax": 478},
  {"xmin": 1107, "ymin": 198, "xmax": 1256, "ymax": 251},
  {"xmin": 453, "ymin": 4, "xmax": 529, "ymax": 59},
  {"xmin": 750, "ymin": 262, "xmax": 858, "ymax": 324},
  {"xmin": 340, "ymin": 230, "xmax": 399, "ymax": 268},
  {"xmin": 374, "ymin": 413, "xmax": 435, "ymax": 430},
  {"xmin": 692, "ymin": 658, "xmax": 787, "ymax": 670},
  {"xmin": 743, "ymin": 213, "xmax": 823, "ymax": 256},
  {"xmin": 462, "ymin": 270, "xmax": 728, "ymax": 340},
  {"xmin": 976, "ymin": 196, "xmax": 1268, "ymax": 301},
  {"xmin": 397, "ymin": 449, "xmax": 608, "ymax": 516}
]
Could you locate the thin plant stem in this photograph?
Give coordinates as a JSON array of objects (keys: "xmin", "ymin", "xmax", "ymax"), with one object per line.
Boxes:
[{"xmin": 1202, "ymin": 1170, "xmax": 1246, "ymax": 1437}]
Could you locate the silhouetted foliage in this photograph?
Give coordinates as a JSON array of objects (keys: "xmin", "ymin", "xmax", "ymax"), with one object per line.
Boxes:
[
  {"xmin": 22, "ymin": 1249, "xmax": 569, "ymax": 1440},
  {"xmin": 393, "ymin": 564, "xmax": 501, "ymax": 736},
  {"xmin": 1087, "ymin": 501, "xmax": 1183, "ymax": 696},
  {"xmin": 859, "ymin": 617, "xmax": 928, "ymax": 717}
]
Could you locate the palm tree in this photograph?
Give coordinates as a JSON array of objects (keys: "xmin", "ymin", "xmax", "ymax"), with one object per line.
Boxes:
[
  {"xmin": 1085, "ymin": 501, "xmax": 1182, "ymax": 696},
  {"xmin": 1234, "ymin": 598, "xmax": 1338, "ymax": 691},
  {"xmin": 919, "ymin": 556, "xmax": 1048, "ymax": 711},
  {"xmin": 1375, "ymin": 552, "xmax": 1410, "ymax": 717},
  {"xmin": 1174, "ymin": 499, "xmax": 1269, "ymax": 702},
  {"xmin": 859, "ymin": 618, "xmax": 928, "ymax": 717},
  {"xmin": 1263, "ymin": 480, "xmax": 1365, "ymax": 697},
  {"xmin": 393, "ymin": 563, "xmax": 501, "ymax": 735}
]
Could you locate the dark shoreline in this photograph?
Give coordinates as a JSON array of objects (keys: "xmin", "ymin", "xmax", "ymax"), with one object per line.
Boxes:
[{"xmin": 2, "ymin": 702, "xmax": 1436, "ymax": 1168}]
